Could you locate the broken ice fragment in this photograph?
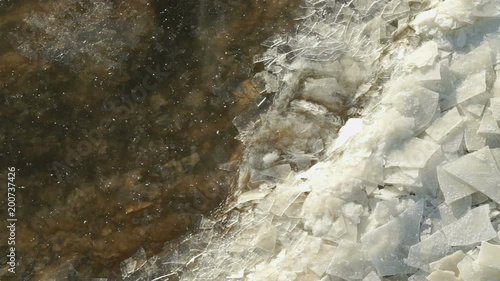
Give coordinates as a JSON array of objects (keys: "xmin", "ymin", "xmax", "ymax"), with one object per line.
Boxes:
[
  {"xmin": 386, "ymin": 138, "xmax": 440, "ymax": 169},
  {"xmin": 425, "ymin": 108, "xmax": 463, "ymax": 143},
  {"xmin": 441, "ymin": 204, "xmax": 496, "ymax": 246},
  {"xmin": 362, "ymin": 271, "xmax": 381, "ymax": 281},
  {"xmin": 478, "ymin": 110, "xmax": 500, "ymax": 135},
  {"xmin": 426, "ymin": 270, "xmax": 461, "ymax": 281},
  {"xmin": 406, "ymin": 41, "xmax": 439, "ymax": 68},
  {"xmin": 456, "ymin": 71, "xmax": 488, "ymax": 105},
  {"xmin": 477, "ymin": 241, "xmax": 500, "ymax": 270},
  {"xmin": 386, "ymin": 86, "xmax": 439, "ymax": 133},
  {"xmin": 326, "ymin": 240, "xmax": 372, "ymax": 280},
  {"xmin": 308, "ymin": 243, "xmax": 337, "ymax": 277},
  {"xmin": 406, "ymin": 230, "xmax": 453, "ymax": 272},
  {"xmin": 450, "ymin": 43, "xmax": 494, "ymax": 79},
  {"xmin": 463, "ymin": 113, "xmax": 487, "ymax": 151},
  {"xmin": 443, "ymin": 146, "xmax": 500, "ymax": 204},
  {"xmin": 361, "ymin": 200, "xmax": 424, "ymax": 276},
  {"xmin": 437, "ymin": 166, "xmax": 476, "ymax": 204},
  {"xmin": 489, "ymin": 98, "xmax": 500, "ymax": 121},
  {"xmin": 429, "ymin": 250, "xmax": 465, "ymax": 275}
]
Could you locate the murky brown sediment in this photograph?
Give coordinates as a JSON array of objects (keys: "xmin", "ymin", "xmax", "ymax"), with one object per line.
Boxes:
[{"xmin": 0, "ymin": 0, "xmax": 301, "ymax": 279}]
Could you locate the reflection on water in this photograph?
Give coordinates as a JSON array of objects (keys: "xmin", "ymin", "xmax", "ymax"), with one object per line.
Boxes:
[{"xmin": 0, "ymin": 0, "xmax": 301, "ymax": 279}]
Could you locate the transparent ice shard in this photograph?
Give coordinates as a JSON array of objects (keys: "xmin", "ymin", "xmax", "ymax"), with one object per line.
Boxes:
[
  {"xmin": 386, "ymin": 138, "xmax": 440, "ymax": 169},
  {"xmin": 441, "ymin": 204, "xmax": 496, "ymax": 246},
  {"xmin": 406, "ymin": 230, "xmax": 453, "ymax": 272},
  {"xmin": 121, "ymin": 247, "xmax": 147, "ymax": 278},
  {"xmin": 361, "ymin": 200, "xmax": 424, "ymax": 276},
  {"xmin": 425, "ymin": 108, "xmax": 463, "ymax": 143},
  {"xmin": 477, "ymin": 241, "xmax": 500, "ymax": 270},
  {"xmin": 443, "ymin": 147, "xmax": 500, "ymax": 204},
  {"xmin": 253, "ymin": 221, "xmax": 277, "ymax": 252}
]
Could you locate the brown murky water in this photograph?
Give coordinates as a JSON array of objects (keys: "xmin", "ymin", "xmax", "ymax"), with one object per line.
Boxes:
[{"xmin": 0, "ymin": 0, "xmax": 301, "ymax": 279}]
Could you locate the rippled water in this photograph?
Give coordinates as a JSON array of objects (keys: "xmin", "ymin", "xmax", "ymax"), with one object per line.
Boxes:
[{"xmin": 0, "ymin": 0, "xmax": 301, "ymax": 279}]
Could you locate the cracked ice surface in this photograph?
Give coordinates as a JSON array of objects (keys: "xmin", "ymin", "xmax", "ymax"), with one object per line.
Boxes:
[{"xmin": 125, "ymin": 0, "xmax": 500, "ymax": 280}]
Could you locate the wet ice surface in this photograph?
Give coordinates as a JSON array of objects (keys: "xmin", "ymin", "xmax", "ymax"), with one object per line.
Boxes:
[{"xmin": 113, "ymin": 0, "xmax": 500, "ymax": 280}]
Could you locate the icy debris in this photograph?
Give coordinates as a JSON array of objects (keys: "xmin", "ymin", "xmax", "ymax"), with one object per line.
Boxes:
[
  {"xmin": 478, "ymin": 241, "xmax": 500, "ymax": 270},
  {"xmin": 489, "ymin": 98, "xmax": 500, "ymax": 121},
  {"xmin": 441, "ymin": 204, "xmax": 496, "ymax": 246},
  {"xmin": 308, "ymin": 243, "xmax": 337, "ymax": 277},
  {"xmin": 361, "ymin": 200, "xmax": 424, "ymax": 276}
]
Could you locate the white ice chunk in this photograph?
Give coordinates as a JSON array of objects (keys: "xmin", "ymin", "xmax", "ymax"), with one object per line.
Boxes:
[
  {"xmin": 427, "ymin": 270, "xmax": 461, "ymax": 281},
  {"xmin": 440, "ymin": 126, "xmax": 464, "ymax": 154},
  {"xmin": 477, "ymin": 241, "xmax": 500, "ymax": 270},
  {"xmin": 406, "ymin": 230, "xmax": 453, "ymax": 272},
  {"xmin": 450, "ymin": 43, "xmax": 494, "ymax": 79},
  {"xmin": 443, "ymin": 147, "xmax": 500, "ymax": 204},
  {"xmin": 437, "ymin": 166, "xmax": 476, "ymax": 203},
  {"xmin": 463, "ymin": 113, "xmax": 487, "ymax": 151},
  {"xmin": 406, "ymin": 41, "xmax": 439, "ymax": 68},
  {"xmin": 426, "ymin": 108, "xmax": 464, "ymax": 143},
  {"xmin": 478, "ymin": 110, "xmax": 500, "ymax": 135},
  {"xmin": 362, "ymin": 271, "xmax": 381, "ymax": 281},
  {"xmin": 326, "ymin": 241, "xmax": 372, "ymax": 280},
  {"xmin": 386, "ymin": 138, "xmax": 440, "ymax": 169},
  {"xmin": 429, "ymin": 250, "xmax": 465, "ymax": 275},
  {"xmin": 442, "ymin": 204, "xmax": 496, "ymax": 246},
  {"xmin": 334, "ymin": 118, "xmax": 364, "ymax": 149},
  {"xmin": 361, "ymin": 200, "xmax": 424, "ymax": 276},
  {"xmin": 387, "ymin": 86, "xmax": 439, "ymax": 133},
  {"xmin": 308, "ymin": 243, "xmax": 337, "ymax": 277},
  {"xmin": 384, "ymin": 167, "xmax": 422, "ymax": 187},
  {"xmin": 456, "ymin": 71, "xmax": 488, "ymax": 105},
  {"xmin": 489, "ymin": 98, "xmax": 500, "ymax": 121}
]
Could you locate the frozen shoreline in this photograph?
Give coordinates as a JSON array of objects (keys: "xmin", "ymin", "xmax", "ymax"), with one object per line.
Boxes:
[{"xmin": 125, "ymin": 0, "xmax": 500, "ymax": 280}]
